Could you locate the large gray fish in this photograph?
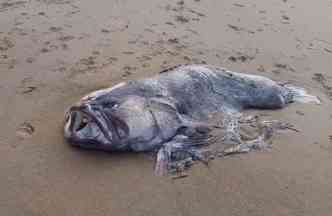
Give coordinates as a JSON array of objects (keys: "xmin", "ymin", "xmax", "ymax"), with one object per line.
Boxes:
[{"xmin": 64, "ymin": 65, "xmax": 319, "ymax": 175}]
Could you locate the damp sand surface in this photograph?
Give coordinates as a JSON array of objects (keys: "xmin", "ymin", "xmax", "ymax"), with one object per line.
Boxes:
[{"xmin": 1, "ymin": 0, "xmax": 332, "ymax": 215}]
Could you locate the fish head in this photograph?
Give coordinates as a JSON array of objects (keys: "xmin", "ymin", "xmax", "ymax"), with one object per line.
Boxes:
[
  {"xmin": 64, "ymin": 95, "xmax": 157, "ymax": 151},
  {"xmin": 64, "ymin": 104, "xmax": 119, "ymax": 151}
]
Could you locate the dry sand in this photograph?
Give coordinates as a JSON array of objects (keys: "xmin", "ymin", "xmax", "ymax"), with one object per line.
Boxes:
[{"xmin": 1, "ymin": 0, "xmax": 332, "ymax": 215}]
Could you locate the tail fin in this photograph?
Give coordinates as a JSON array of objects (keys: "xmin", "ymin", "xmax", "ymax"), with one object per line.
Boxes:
[{"xmin": 285, "ymin": 85, "xmax": 321, "ymax": 104}]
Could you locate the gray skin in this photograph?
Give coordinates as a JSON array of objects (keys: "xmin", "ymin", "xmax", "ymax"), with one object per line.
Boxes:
[{"xmin": 64, "ymin": 64, "xmax": 297, "ymax": 174}]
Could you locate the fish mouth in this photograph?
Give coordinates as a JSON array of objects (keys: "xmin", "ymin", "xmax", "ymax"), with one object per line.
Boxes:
[{"xmin": 64, "ymin": 104, "xmax": 119, "ymax": 149}]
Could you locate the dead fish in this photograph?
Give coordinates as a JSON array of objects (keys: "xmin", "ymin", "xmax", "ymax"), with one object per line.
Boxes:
[{"xmin": 64, "ymin": 64, "xmax": 319, "ymax": 175}]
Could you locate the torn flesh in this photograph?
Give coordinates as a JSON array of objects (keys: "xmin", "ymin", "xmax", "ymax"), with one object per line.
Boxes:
[{"xmin": 154, "ymin": 109, "xmax": 303, "ymax": 176}]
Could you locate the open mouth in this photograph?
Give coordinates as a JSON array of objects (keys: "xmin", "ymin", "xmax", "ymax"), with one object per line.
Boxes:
[
  {"xmin": 65, "ymin": 110, "xmax": 95, "ymax": 138},
  {"xmin": 65, "ymin": 105, "xmax": 113, "ymax": 143},
  {"xmin": 75, "ymin": 114, "xmax": 89, "ymax": 132},
  {"xmin": 64, "ymin": 104, "xmax": 130, "ymax": 151}
]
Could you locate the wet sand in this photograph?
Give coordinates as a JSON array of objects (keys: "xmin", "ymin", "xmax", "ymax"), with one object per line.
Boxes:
[{"xmin": 1, "ymin": 0, "xmax": 332, "ymax": 215}]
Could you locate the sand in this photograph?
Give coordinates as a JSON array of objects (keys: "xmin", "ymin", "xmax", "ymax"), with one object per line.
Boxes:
[{"xmin": 1, "ymin": 0, "xmax": 332, "ymax": 215}]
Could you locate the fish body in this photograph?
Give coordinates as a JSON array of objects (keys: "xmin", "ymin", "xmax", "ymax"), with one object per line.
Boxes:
[{"xmin": 64, "ymin": 64, "xmax": 319, "ymax": 174}]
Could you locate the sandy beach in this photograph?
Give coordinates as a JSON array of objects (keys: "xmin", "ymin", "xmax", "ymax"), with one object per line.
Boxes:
[{"xmin": 1, "ymin": 0, "xmax": 332, "ymax": 215}]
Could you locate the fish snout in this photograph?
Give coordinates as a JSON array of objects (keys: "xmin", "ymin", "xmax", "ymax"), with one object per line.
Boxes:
[
  {"xmin": 64, "ymin": 108, "xmax": 111, "ymax": 149},
  {"xmin": 64, "ymin": 110, "xmax": 91, "ymax": 139}
]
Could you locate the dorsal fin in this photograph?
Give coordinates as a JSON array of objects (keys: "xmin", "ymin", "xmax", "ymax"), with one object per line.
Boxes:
[{"xmin": 159, "ymin": 64, "xmax": 187, "ymax": 74}]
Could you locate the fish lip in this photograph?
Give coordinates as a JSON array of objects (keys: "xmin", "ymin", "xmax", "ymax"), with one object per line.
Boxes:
[{"xmin": 66, "ymin": 104, "xmax": 120, "ymax": 145}]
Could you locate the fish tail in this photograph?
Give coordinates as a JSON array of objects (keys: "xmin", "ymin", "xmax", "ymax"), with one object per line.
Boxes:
[{"xmin": 284, "ymin": 85, "xmax": 321, "ymax": 104}]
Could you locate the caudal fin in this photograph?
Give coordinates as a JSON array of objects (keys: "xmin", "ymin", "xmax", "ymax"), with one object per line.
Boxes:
[{"xmin": 286, "ymin": 86, "xmax": 321, "ymax": 104}]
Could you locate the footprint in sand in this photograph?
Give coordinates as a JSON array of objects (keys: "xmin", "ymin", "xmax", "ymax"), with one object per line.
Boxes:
[{"xmin": 16, "ymin": 122, "xmax": 35, "ymax": 139}]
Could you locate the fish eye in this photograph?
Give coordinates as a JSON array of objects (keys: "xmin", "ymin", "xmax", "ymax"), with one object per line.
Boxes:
[{"xmin": 101, "ymin": 100, "xmax": 118, "ymax": 108}]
